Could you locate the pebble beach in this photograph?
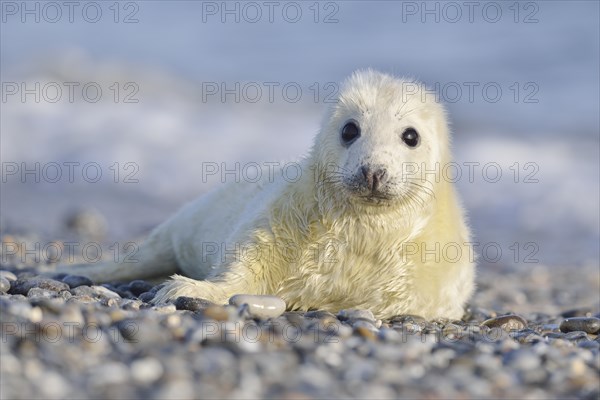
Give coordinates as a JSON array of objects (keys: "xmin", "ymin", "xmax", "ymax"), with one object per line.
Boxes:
[{"xmin": 1, "ymin": 229, "xmax": 598, "ymax": 400}]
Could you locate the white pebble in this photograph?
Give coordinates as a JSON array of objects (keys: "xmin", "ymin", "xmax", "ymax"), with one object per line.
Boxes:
[
  {"xmin": 152, "ymin": 304, "xmax": 177, "ymax": 314},
  {"xmin": 91, "ymin": 362, "xmax": 130, "ymax": 386},
  {"xmin": 91, "ymin": 285, "xmax": 121, "ymax": 299},
  {"xmin": 38, "ymin": 371, "xmax": 69, "ymax": 399},
  {"xmin": 131, "ymin": 357, "xmax": 164, "ymax": 384},
  {"xmin": 0, "ymin": 270, "xmax": 17, "ymax": 281},
  {"xmin": 228, "ymin": 294, "xmax": 286, "ymax": 319}
]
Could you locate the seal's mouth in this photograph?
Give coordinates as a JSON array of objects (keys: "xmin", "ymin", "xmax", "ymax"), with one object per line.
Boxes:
[
  {"xmin": 355, "ymin": 191, "xmax": 395, "ymax": 205},
  {"xmin": 342, "ymin": 178, "xmax": 396, "ymax": 205},
  {"xmin": 361, "ymin": 192, "xmax": 392, "ymax": 201}
]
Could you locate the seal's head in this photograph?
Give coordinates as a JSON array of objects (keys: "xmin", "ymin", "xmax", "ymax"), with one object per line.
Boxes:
[{"xmin": 313, "ymin": 69, "xmax": 450, "ymax": 212}]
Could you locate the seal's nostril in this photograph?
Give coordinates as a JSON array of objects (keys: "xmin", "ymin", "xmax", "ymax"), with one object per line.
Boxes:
[
  {"xmin": 360, "ymin": 166, "xmax": 388, "ymax": 192},
  {"xmin": 361, "ymin": 166, "xmax": 370, "ymax": 180},
  {"xmin": 361, "ymin": 166, "xmax": 373, "ymax": 190},
  {"xmin": 359, "ymin": 167, "xmax": 387, "ymax": 192},
  {"xmin": 372, "ymin": 169, "xmax": 385, "ymax": 191}
]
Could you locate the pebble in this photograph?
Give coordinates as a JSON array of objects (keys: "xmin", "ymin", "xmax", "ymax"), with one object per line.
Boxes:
[
  {"xmin": 151, "ymin": 304, "xmax": 177, "ymax": 314},
  {"xmin": 0, "ymin": 277, "xmax": 10, "ymax": 293},
  {"xmin": 138, "ymin": 292, "xmax": 155, "ymax": 303},
  {"xmin": 354, "ymin": 325, "xmax": 377, "ymax": 341},
  {"xmin": 563, "ymin": 331, "xmax": 590, "ymax": 343},
  {"xmin": 67, "ymin": 294, "xmax": 96, "ymax": 304},
  {"xmin": 102, "ymin": 297, "xmax": 120, "ymax": 308},
  {"xmin": 91, "ymin": 286, "xmax": 121, "ymax": 300},
  {"xmin": 8, "ymin": 277, "xmax": 69, "ymax": 296},
  {"xmin": 112, "ymin": 285, "xmax": 135, "ymax": 299},
  {"xmin": 378, "ymin": 327, "xmax": 402, "ymax": 343},
  {"xmin": 121, "ymin": 299, "xmax": 143, "ymax": 311},
  {"xmin": 27, "ymin": 287, "xmax": 57, "ymax": 298},
  {"xmin": 130, "ymin": 357, "xmax": 164, "ymax": 384},
  {"xmin": 62, "ymin": 275, "xmax": 94, "ymax": 289},
  {"xmin": 481, "ymin": 314, "xmax": 527, "ymax": 331},
  {"xmin": 60, "ymin": 304, "xmax": 85, "ymax": 325},
  {"xmin": 541, "ymin": 323, "xmax": 561, "ymax": 332},
  {"xmin": 229, "ymin": 294, "xmax": 286, "ymax": 319},
  {"xmin": 0, "ymin": 270, "xmax": 18, "ymax": 281},
  {"xmin": 505, "ymin": 350, "xmax": 541, "ymax": 370},
  {"xmin": 559, "ymin": 317, "xmax": 600, "ymax": 334},
  {"xmin": 89, "ymin": 362, "xmax": 130, "ymax": 386},
  {"xmin": 511, "ymin": 330, "xmax": 544, "ymax": 344},
  {"xmin": 203, "ymin": 305, "xmax": 231, "ymax": 322},
  {"xmin": 577, "ymin": 339, "xmax": 600, "ymax": 350},
  {"xmin": 305, "ymin": 310, "xmax": 337, "ymax": 319},
  {"xmin": 561, "ymin": 308, "xmax": 594, "ymax": 318},
  {"xmin": 337, "ymin": 309, "xmax": 376, "ymax": 323},
  {"xmin": 7, "ymin": 302, "xmax": 43, "ymax": 322},
  {"xmin": 28, "ymin": 296, "xmax": 66, "ymax": 314},
  {"xmin": 391, "ymin": 315, "xmax": 428, "ymax": 336},
  {"xmin": 174, "ymin": 296, "xmax": 213, "ymax": 312},
  {"xmin": 127, "ymin": 280, "xmax": 154, "ymax": 297}
]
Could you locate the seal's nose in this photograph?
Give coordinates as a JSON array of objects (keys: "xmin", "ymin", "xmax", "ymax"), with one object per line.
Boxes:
[{"xmin": 361, "ymin": 166, "xmax": 387, "ymax": 192}]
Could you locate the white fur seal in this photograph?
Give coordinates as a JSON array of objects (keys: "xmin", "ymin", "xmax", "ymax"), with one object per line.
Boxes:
[{"xmin": 60, "ymin": 70, "xmax": 475, "ymax": 320}]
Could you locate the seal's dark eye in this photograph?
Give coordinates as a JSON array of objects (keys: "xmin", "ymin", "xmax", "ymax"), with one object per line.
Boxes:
[
  {"xmin": 341, "ymin": 121, "xmax": 361, "ymax": 145},
  {"xmin": 401, "ymin": 128, "xmax": 420, "ymax": 148}
]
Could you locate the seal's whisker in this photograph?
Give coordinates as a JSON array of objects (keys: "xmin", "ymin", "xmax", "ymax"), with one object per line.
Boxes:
[
  {"xmin": 397, "ymin": 107, "xmax": 422, "ymax": 120},
  {"xmin": 406, "ymin": 180, "xmax": 436, "ymax": 200}
]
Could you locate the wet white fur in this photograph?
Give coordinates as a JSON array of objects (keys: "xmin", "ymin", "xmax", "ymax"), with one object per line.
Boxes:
[{"xmin": 64, "ymin": 70, "xmax": 475, "ymax": 320}]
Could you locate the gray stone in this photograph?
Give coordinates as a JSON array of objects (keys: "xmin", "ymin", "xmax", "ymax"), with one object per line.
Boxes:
[
  {"xmin": 337, "ymin": 309, "xmax": 376, "ymax": 322},
  {"xmin": 559, "ymin": 317, "xmax": 600, "ymax": 334},
  {"xmin": 389, "ymin": 314, "xmax": 427, "ymax": 324},
  {"xmin": 174, "ymin": 296, "xmax": 213, "ymax": 312},
  {"xmin": 510, "ymin": 329, "xmax": 544, "ymax": 344},
  {"xmin": 70, "ymin": 285, "xmax": 96, "ymax": 297},
  {"xmin": 138, "ymin": 292, "xmax": 155, "ymax": 303},
  {"xmin": 481, "ymin": 314, "xmax": 527, "ymax": 331},
  {"xmin": 578, "ymin": 340, "xmax": 600, "ymax": 350},
  {"xmin": 543, "ymin": 332, "xmax": 566, "ymax": 340},
  {"xmin": 91, "ymin": 285, "xmax": 122, "ymax": 300},
  {"xmin": 505, "ymin": 350, "xmax": 541, "ymax": 371},
  {"xmin": 563, "ymin": 331, "xmax": 590, "ymax": 343},
  {"xmin": 561, "ymin": 308, "xmax": 594, "ymax": 318},
  {"xmin": 62, "ymin": 275, "xmax": 94, "ymax": 288},
  {"xmin": 7, "ymin": 301, "xmax": 42, "ymax": 322},
  {"xmin": 305, "ymin": 310, "xmax": 337, "ymax": 319},
  {"xmin": 8, "ymin": 277, "xmax": 69, "ymax": 295},
  {"xmin": 27, "ymin": 287, "xmax": 57, "ymax": 298},
  {"xmin": 120, "ymin": 299, "xmax": 143, "ymax": 311},
  {"xmin": 127, "ymin": 280, "xmax": 154, "ymax": 297}
]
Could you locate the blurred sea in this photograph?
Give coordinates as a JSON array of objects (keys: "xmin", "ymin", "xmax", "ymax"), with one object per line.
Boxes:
[{"xmin": 1, "ymin": 1, "xmax": 598, "ymax": 267}]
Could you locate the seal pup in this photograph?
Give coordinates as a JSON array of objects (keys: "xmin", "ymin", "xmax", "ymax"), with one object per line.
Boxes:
[{"xmin": 59, "ymin": 69, "xmax": 475, "ymax": 320}]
